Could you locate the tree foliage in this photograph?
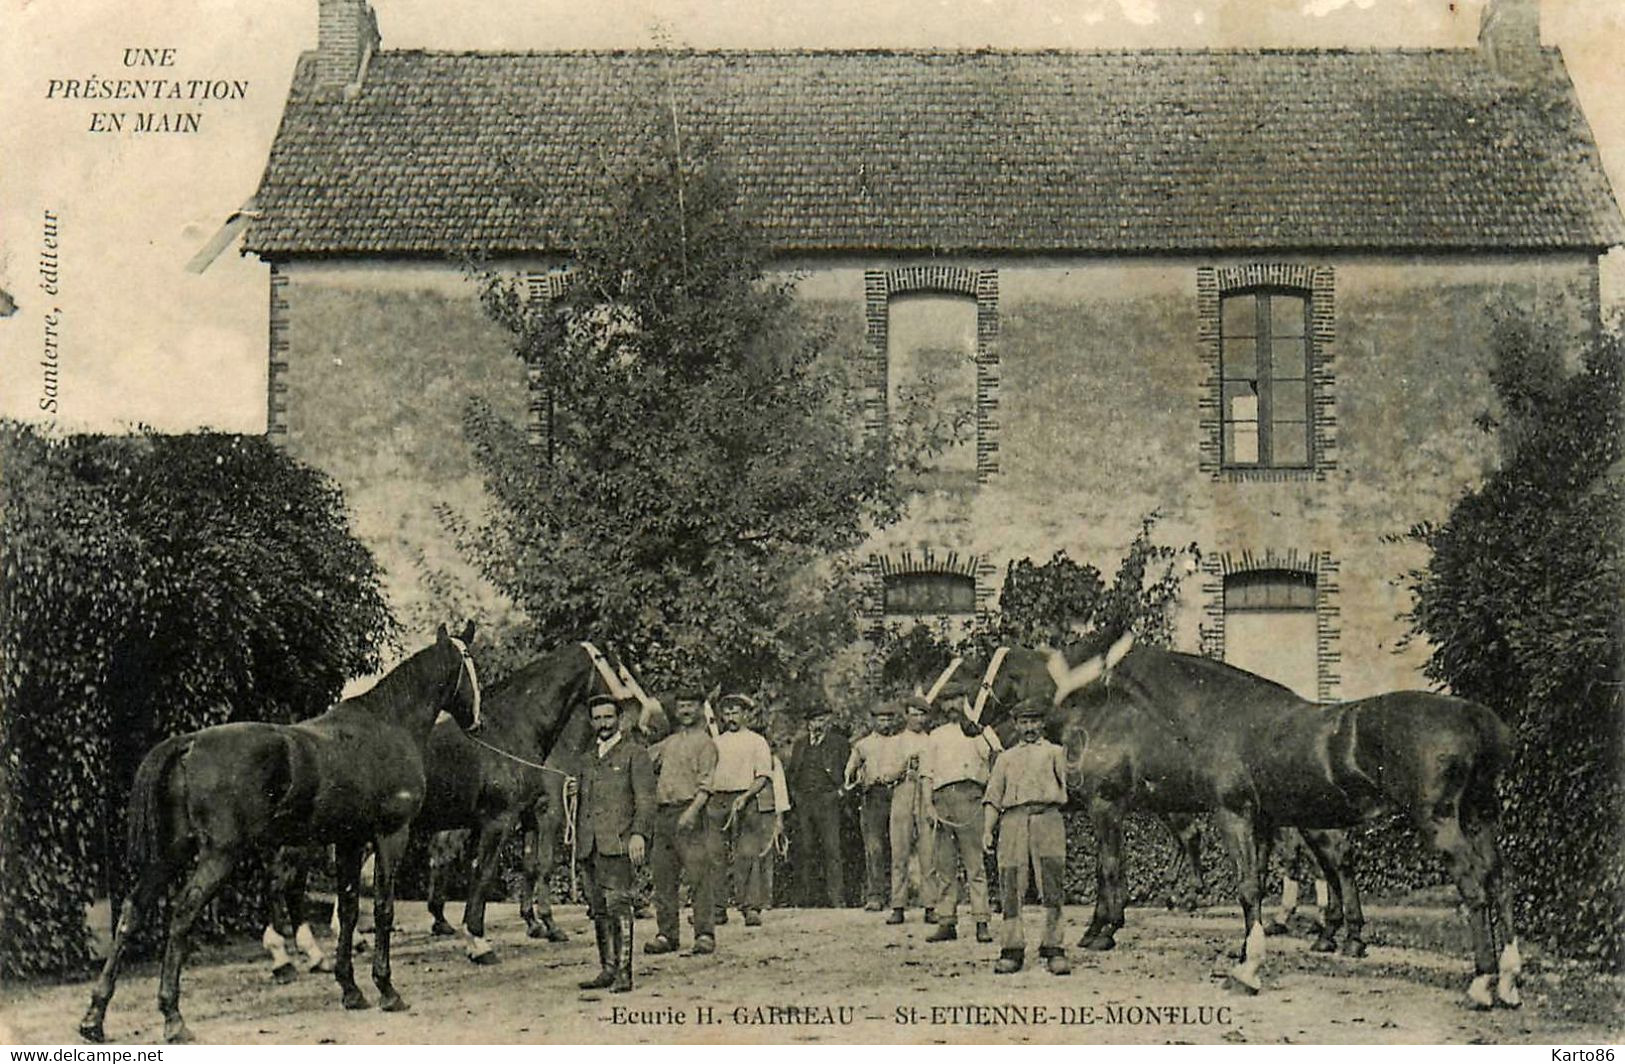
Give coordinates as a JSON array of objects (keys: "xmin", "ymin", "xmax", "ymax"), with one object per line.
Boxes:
[
  {"xmin": 462, "ymin": 112, "xmax": 914, "ymax": 692},
  {"xmin": 0, "ymin": 425, "xmax": 395, "ymax": 977},
  {"xmin": 1398, "ymin": 312, "xmax": 1624, "ymax": 967}
]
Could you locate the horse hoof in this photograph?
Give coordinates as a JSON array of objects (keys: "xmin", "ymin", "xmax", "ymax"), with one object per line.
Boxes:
[
  {"xmin": 526, "ymin": 923, "xmax": 548, "ymax": 939},
  {"xmin": 1079, "ymin": 934, "xmax": 1116, "ymax": 952},
  {"xmin": 272, "ymin": 962, "xmax": 298, "ymax": 984},
  {"xmin": 164, "ymin": 1022, "xmax": 197, "ymax": 1044},
  {"xmin": 1496, "ymin": 984, "xmax": 1523, "ymax": 1009},
  {"xmin": 342, "ymin": 989, "xmax": 372, "ymax": 1011},
  {"xmin": 380, "ymin": 994, "xmax": 410, "ymax": 1013},
  {"xmin": 1264, "ymin": 921, "xmax": 1289, "ymax": 936},
  {"xmin": 469, "ymin": 950, "xmax": 501, "ymax": 966},
  {"xmin": 77, "ymin": 1022, "xmax": 106, "ymax": 1044},
  {"xmin": 430, "ymin": 920, "xmax": 457, "ymax": 937},
  {"xmin": 1340, "ymin": 938, "xmax": 1367, "ymax": 959},
  {"xmin": 311, "ymin": 957, "xmax": 336, "ymax": 974},
  {"xmin": 1467, "ymin": 975, "xmax": 1495, "ymax": 1010},
  {"xmin": 1227, "ymin": 968, "xmax": 1262, "ymax": 995},
  {"xmin": 1310, "ymin": 936, "xmax": 1337, "ymax": 953}
]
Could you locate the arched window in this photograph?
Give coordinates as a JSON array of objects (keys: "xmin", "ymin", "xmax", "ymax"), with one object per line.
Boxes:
[
  {"xmin": 888, "ymin": 292, "xmax": 978, "ymax": 480},
  {"xmin": 1223, "ymin": 569, "xmax": 1317, "ymax": 698},
  {"xmin": 883, "ymin": 571, "xmax": 976, "ymax": 617},
  {"xmin": 1220, "ymin": 288, "xmax": 1311, "ymax": 468}
]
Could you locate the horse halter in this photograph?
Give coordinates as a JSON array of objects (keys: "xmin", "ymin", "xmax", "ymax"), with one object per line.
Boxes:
[{"xmin": 447, "ymin": 636, "xmax": 482, "ymax": 732}]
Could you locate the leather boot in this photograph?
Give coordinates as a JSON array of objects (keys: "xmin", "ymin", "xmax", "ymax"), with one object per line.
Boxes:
[
  {"xmin": 612, "ymin": 912, "xmax": 634, "ymax": 993},
  {"xmin": 578, "ymin": 919, "xmax": 616, "ymax": 990},
  {"xmin": 994, "ymin": 947, "xmax": 1025, "ymax": 974},
  {"xmin": 925, "ymin": 922, "xmax": 958, "ymax": 943}
]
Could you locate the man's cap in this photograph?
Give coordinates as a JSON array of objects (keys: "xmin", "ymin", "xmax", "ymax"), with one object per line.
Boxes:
[
  {"xmin": 668, "ymin": 685, "xmax": 706, "ymax": 703},
  {"xmin": 900, "ymin": 693, "xmax": 934, "ymax": 714},
  {"xmin": 716, "ymin": 692, "xmax": 757, "ymax": 710},
  {"xmin": 1013, "ymin": 697, "xmax": 1049, "ymax": 720},
  {"xmin": 936, "ymin": 677, "xmax": 976, "ymax": 701},
  {"xmin": 587, "ymin": 691, "xmax": 622, "ymax": 711}
]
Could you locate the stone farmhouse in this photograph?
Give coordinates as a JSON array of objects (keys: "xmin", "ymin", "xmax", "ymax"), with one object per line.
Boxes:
[{"xmin": 238, "ymin": 0, "xmax": 1622, "ymax": 699}]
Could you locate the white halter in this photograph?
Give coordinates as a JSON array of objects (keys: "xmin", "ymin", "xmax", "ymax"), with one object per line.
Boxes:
[{"xmin": 447, "ymin": 636, "xmax": 482, "ymax": 729}]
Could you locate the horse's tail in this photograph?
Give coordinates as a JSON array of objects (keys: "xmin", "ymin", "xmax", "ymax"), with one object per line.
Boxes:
[{"xmin": 125, "ymin": 734, "xmax": 192, "ymax": 873}]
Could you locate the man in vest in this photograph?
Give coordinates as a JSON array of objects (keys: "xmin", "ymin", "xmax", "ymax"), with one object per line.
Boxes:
[
  {"xmin": 922, "ymin": 679, "xmax": 1001, "ymax": 944},
  {"xmin": 786, "ymin": 701, "xmax": 849, "ymax": 907},
  {"xmin": 645, "ymin": 687, "xmax": 720, "ymax": 957},
  {"xmin": 574, "ymin": 692, "xmax": 655, "ymax": 992}
]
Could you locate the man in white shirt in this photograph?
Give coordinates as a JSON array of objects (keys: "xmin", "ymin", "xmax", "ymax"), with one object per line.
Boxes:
[
  {"xmin": 707, "ymin": 694, "xmax": 774, "ymax": 927},
  {"xmin": 921, "ymin": 680, "xmax": 1001, "ymax": 943}
]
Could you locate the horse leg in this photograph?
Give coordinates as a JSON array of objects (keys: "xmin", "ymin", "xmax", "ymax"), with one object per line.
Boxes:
[
  {"xmin": 426, "ymin": 830, "xmax": 461, "ymax": 936},
  {"xmin": 1420, "ymin": 805, "xmax": 1499, "ymax": 1008},
  {"xmin": 369, "ymin": 828, "xmax": 410, "ymax": 1012},
  {"xmin": 78, "ymin": 860, "xmax": 172, "ymax": 1043},
  {"xmin": 1464, "ymin": 775, "xmax": 1521, "ymax": 1008},
  {"xmin": 1079, "ymin": 794, "xmax": 1124, "ymax": 950},
  {"xmin": 1213, "ymin": 806, "xmax": 1268, "ymax": 994},
  {"xmin": 333, "ymin": 840, "xmax": 369, "ymax": 1010},
  {"xmin": 463, "ymin": 818, "xmax": 512, "ymax": 964},
  {"xmin": 264, "ymin": 847, "xmax": 305, "ymax": 983},
  {"xmin": 1163, "ymin": 813, "xmax": 1203, "ymax": 912},
  {"xmin": 520, "ymin": 802, "xmax": 568, "ymax": 942},
  {"xmin": 1298, "ymin": 829, "xmax": 1344, "ymax": 951},
  {"xmin": 286, "ymin": 849, "xmax": 332, "ymax": 973},
  {"xmin": 157, "ymin": 847, "xmax": 237, "ymax": 1043}
]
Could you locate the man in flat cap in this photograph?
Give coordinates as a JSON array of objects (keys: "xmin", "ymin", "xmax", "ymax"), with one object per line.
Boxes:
[
  {"xmin": 921, "ymin": 678, "xmax": 1001, "ymax": 944},
  {"xmin": 786, "ymin": 700, "xmax": 849, "ymax": 907},
  {"xmin": 708, "ymin": 693, "xmax": 775, "ymax": 927},
  {"xmin": 575, "ymin": 692, "xmax": 655, "ymax": 992},
  {"xmin": 645, "ymin": 686, "xmax": 720, "ymax": 957},
  {"xmin": 885, "ymin": 695, "xmax": 935, "ymax": 925},
  {"xmin": 982, "ymin": 697, "xmax": 1071, "ymax": 976},
  {"xmin": 843, "ymin": 702, "xmax": 907, "ymax": 911}
]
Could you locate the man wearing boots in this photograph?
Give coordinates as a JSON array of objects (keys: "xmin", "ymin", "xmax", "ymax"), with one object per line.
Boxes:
[
  {"xmin": 922, "ymin": 680, "xmax": 1001, "ymax": 945},
  {"xmin": 982, "ymin": 698, "xmax": 1071, "ymax": 976},
  {"xmin": 575, "ymin": 692, "xmax": 655, "ymax": 992},
  {"xmin": 645, "ymin": 688, "xmax": 720, "ymax": 957}
]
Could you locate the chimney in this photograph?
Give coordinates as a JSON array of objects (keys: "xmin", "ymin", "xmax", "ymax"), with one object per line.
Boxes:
[
  {"xmin": 316, "ymin": 0, "xmax": 380, "ymax": 99},
  {"xmin": 1479, "ymin": 0, "xmax": 1544, "ymax": 82}
]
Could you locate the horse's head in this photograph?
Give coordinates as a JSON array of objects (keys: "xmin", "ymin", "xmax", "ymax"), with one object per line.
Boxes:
[{"xmin": 437, "ymin": 620, "xmax": 483, "ymax": 735}]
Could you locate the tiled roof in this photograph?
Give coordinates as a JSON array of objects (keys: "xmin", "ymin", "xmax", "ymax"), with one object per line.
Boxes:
[{"xmin": 244, "ymin": 47, "xmax": 1625, "ymax": 257}]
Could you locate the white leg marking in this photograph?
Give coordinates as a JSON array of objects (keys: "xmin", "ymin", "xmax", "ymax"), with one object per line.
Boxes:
[
  {"xmin": 295, "ymin": 922, "xmax": 327, "ymax": 971},
  {"xmin": 1468, "ymin": 973, "xmax": 1495, "ymax": 1009},
  {"xmin": 1230, "ymin": 920, "xmax": 1267, "ymax": 991},
  {"xmin": 1314, "ymin": 879, "xmax": 1330, "ymax": 910},
  {"xmin": 262, "ymin": 925, "xmax": 292, "ymax": 970},
  {"xmin": 1497, "ymin": 938, "xmax": 1522, "ymax": 1007},
  {"xmin": 1279, "ymin": 879, "xmax": 1301, "ymax": 919},
  {"xmin": 464, "ymin": 927, "xmax": 494, "ymax": 959}
]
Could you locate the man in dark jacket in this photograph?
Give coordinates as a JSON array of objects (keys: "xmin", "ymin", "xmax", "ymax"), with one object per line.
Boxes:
[
  {"xmin": 786, "ymin": 702, "xmax": 849, "ymax": 907},
  {"xmin": 574, "ymin": 692, "xmax": 655, "ymax": 992}
]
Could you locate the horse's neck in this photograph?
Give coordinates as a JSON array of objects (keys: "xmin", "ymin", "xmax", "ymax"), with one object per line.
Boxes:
[{"xmin": 355, "ymin": 649, "xmax": 449, "ymax": 741}]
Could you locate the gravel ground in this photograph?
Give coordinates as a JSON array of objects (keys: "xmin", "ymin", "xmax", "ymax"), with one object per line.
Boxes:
[{"xmin": 3, "ymin": 902, "xmax": 1620, "ymax": 1045}]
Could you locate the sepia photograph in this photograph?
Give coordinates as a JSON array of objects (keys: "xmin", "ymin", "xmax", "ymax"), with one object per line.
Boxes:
[{"xmin": 1, "ymin": 0, "xmax": 1622, "ymax": 1048}]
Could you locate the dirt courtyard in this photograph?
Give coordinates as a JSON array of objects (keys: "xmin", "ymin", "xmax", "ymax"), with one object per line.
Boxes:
[{"xmin": 4, "ymin": 902, "xmax": 1620, "ymax": 1045}]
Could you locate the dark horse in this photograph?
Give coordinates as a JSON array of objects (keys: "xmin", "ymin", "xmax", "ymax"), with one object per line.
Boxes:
[
  {"xmin": 413, "ymin": 642, "xmax": 664, "ymax": 963},
  {"xmin": 78, "ymin": 623, "xmax": 482, "ymax": 1044},
  {"xmin": 963, "ymin": 632, "xmax": 1521, "ymax": 1008}
]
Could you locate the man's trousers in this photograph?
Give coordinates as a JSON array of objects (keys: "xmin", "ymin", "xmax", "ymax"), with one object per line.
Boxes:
[{"xmin": 651, "ymin": 802, "xmax": 718, "ymax": 942}]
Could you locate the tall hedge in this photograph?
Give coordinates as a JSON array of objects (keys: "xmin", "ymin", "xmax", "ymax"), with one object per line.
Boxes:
[
  {"xmin": 1397, "ymin": 315, "xmax": 1624, "ymax": 967},
  {"xmin": 0, "ymin": 425, "xmax": 395, "ymax": 977}
]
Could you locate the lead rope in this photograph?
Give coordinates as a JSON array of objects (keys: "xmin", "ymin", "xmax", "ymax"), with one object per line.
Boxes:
[{"xmin": 460, "ymin": 732, "xmax": 581, "ymax": 902}]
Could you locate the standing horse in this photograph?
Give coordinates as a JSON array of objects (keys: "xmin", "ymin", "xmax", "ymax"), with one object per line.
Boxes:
[
  {"xmin": 412, "ymin": 642, "xmax": 664, "ymax": 963},
  {"xmin": 78, "ymin": 623, "xmax": 482, "ymax": 1044},
  {"xmin": 958, "ymin": 633, "xmax": 1521, "ymax": 1008}
]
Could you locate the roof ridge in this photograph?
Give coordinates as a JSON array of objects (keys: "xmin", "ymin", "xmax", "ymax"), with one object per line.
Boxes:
[{"xmin": 369, "ymin": 44, "xmax": 1511, "ymax": 59}]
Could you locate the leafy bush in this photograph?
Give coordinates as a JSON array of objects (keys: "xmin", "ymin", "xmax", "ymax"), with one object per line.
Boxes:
[
  {"xmin": 0, "ymin": 425, "xmax": 394, "ymax": 977},
  {"xmin": 1396, "ymin": 313, "xmax": 1624, "ymax": 967}
]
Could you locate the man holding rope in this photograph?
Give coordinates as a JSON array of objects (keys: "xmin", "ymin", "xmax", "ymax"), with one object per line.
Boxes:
[
  {"xmin": 921, "ymin": 679, "xmax": 1001, "ymax": 944},
  {"xmin": 574, "ymin": 692, "xmax": 655, "ymax": 992}
]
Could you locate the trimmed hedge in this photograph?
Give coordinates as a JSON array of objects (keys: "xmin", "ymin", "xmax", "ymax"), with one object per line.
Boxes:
[{"xmin": 0, "ymin": 425, "xmax": 394, "ymax": 977}]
